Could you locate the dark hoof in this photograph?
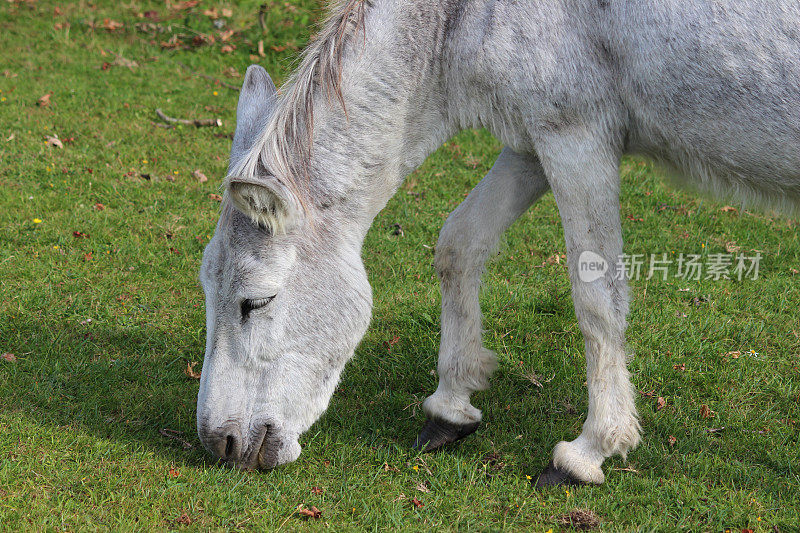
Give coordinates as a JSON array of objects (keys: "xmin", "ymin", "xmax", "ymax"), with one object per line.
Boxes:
[
  {"xmin": 533, "ymin": 460, "xmax": 587, "ymax": 489},
  {"xmin": 413, "ymin": 417, "xmax": 480, "ymax": 452}
]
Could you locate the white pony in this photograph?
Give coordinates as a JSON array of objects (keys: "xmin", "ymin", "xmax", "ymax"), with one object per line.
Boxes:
[{"xmin": 197, "ymin": 0, "xmax": 800, "ymax": 486}]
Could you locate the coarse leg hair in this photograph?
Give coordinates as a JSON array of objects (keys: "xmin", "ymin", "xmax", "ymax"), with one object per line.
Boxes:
[
  {"xmin": 417, "ymin": 126, "xmax": 641, "ymax": 487},
  {"xmin": 416, "ymin": 147, "xmax": 550, "ymax": 450},
  {"xmin": 536, "ymin": 125, "xmax": 640, "ymax": 486}
]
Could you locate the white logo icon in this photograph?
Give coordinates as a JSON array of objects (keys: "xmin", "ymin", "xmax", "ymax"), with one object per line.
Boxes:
[{"xmin": 578, "ymin": 251, "xmax": 608, "ymax": 282}]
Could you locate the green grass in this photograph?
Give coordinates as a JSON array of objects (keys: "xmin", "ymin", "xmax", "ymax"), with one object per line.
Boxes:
[{"xmin": 0, "ymin": 1, "xmax": 798, "ymax": 530}]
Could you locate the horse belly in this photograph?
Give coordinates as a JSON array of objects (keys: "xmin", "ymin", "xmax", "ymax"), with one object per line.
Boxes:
[{"xmin": 615, "ymin": 1, "xmax": 800, "ymax": 200}]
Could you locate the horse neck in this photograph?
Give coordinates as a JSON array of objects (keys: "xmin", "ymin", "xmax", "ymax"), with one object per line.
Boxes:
[{"xmin": 306, "ymin": 0, "xmax": 456, "ymax": 237}]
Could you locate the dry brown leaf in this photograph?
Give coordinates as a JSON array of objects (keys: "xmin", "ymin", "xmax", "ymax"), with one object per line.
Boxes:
[
  {"xmin": 721, "ymin": 205, "xmax": 738, "ymax": 213},
  {"xmin": 555, "ymin": 508, "xmax": 600, "ymax": 530},
  {"xmin": 257, "ymin": 39, "xmax": 266, "ymax": 57},
  {"xmin": 192, "ymin": 169, "xmax": 208, "ymax": 183},
  {"xmin": 46, "ymin": 135, "xmax": 63, "ymax": 148},
  {"xmin": 725, "ymin": 241, "xmax": 741, "ymax": 253},
  {"xmin": 222, "ymin": 66, "xmax": 240, "ymax": 78},
  {"xmin": 176, "ymin": 513, "xmax": 192, "ymax": 525},
  {"xmin": 297, "ymin": 506, "xmax": 321, "ymax": 519},
  {"xmin": 415, "ymin": 482, "xmax": 430, "ymax": 493},
  {"xmin": 37, "ymin": 93, "xmax": 52, "ymax": 107},
  {"xmin": 668, "ymin": 435, "xmax": 677, "ymax": 447},
  {"xmin": 101, "ymin": 18, "xmax": 124, "ymax": 31},
  {"xmin": 221, "ymin": 7, "xmax": 232, "ymax": 17},
  {"xmin": 1, "ymin": 353, "xmax": 16, "ymax": 363},
  {"xmin": 699, "ymin": 404, "xmax": 715, "ymax": 419},
  {"xmin": 73, "ymin": 230, "xmax": 90, "ymax": 239},
  {"xmin": 411, "ymin": 497, "xmax": 424, "ymax": 509},
  {"xmin": 220, "ymin": 44, "xmax": 235, "ymax": 53},
  {"xmin": 310, "ymin": 487, "xmax": 323, "ymax": 495},
  {"xmin": 656, "ymin": 396, "xmax": 667, "ymax": 411},
  {"xmin": 112, "ymin": 55, "xmax": 138, "ymax": 69},
  {"xmin": 93, "ymin": 203, "xmax": 106, "ymax": 211},
  {"xmin": 185, "ymin": 361, "xmax": 201, "ymax": 379},
  {"xmin": 218, "ymin": 29, "xmax": 234, "ymax": 41},
  {"xmin": 171, "ymin": 0, "xmax": 199, "ymax": 10},
  {"xmin": 209, "ymin": 193, "xmax": 222, "ymax": 201},
  {"xmin": 673, "ymin": 363, "xmax": 686, "ymax": 371}
]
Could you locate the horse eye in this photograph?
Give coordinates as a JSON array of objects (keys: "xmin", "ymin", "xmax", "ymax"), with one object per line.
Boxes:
[{"xmin": 240, "ymin": 296, "xmax": 276, "ymax": 321}]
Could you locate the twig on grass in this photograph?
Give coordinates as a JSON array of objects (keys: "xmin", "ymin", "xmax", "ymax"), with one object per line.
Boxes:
[
  {"xmin": 158, "ymin": 428, "xmax": 194, "ymax": 449},
  {"xmin": 175, "ymin": 60, "xmax": 240, "ymax": 91},
  {"xmin": 156, "ymin": 108, "xmax": 222, "ymax": 128}
]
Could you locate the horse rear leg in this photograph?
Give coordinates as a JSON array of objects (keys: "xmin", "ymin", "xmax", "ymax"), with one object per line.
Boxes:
[
  {"xmin": 416, "ymin": 147, "xmax": 550, "ymax": 451},
  {"xmin": 534, "ymin": 128, "xmax": 640, "ymax": 487}
]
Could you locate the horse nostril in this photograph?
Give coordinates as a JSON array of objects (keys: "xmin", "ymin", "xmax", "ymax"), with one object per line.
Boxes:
[{"xmin": 224, "ymin": 434, "xmax": 235, "ymax": 459}]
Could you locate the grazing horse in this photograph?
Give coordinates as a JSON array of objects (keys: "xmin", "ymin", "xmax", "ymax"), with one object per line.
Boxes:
[{"xmin": 196, "ymin": 0, "xmax": 800, "ymax": 486}]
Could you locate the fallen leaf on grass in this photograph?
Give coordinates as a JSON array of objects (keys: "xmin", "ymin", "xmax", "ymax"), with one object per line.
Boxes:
[
  {"xmin": 699, "ymin": 404, "xmax": 715, "ymax": 419},
  {"xmin": 310, "ymin": 487, "xmax": 323, "ymax": 495},
  {"xmin": 73, "ymin": 230, "xmax": 89, "ymax": 239},
  {"xmin": 37, "ymin": 93, "xmax": 52, "ymax": 107},
  {"xmin": 673, "ymin": 363, "xmax": 686, "ymax": 371},
  {"xmin": 297, "ymin": 505, "xmax": 321, "ymax": 519},
  {"xmin": 218, "ymin": 29, "xmax": 234, "ymax": 41},
  {"xmin": 668, "ymin": 435, "xmax": 677, "ymax": 447},
  {"xmin": 175, "ymin": 513, "xmax": 192, "ymax": 525},
  {"xmin": 411, "ymin": 497, "xmax": 424, "ymax": 509},
  {"xmin": 415, "ymin": 482, "xmax": 430, "ymax": 493},
  {"xmin": 208, "ymin": 193, "xmax": 222, "ymax": 201},
  {"xmin": 721, "ymin": 205, "xmax": 738, "ymax": 214},
  {"xmin": 220, "ymin": 44, "xmax": 235, "ymax": 53},
  {"xmin": 1, "ymin": 353, "xmax": 16, "ymax": 363},
  {"xmin": 93, "ymin": 203, "xmax": 106, "ymax": 211},
  {"xmin": 171, "ymin": 0, "xmax": 200, "ymax": 11},
  {"xmin": 169, "ymin": 466, "xmax": 179, "ymax": 478},
  {"xmin": 83, "ymin": 252, "xmax": 93, "ymax": 261},
  {"xmin": 725, "ymin": 241, "xmax": 741, "ymax": 253},
  {"xmin": 384, "ymin": 335, "xmax": 400, "ymax": 351},
  {"xmin": 554, "ymin": 508, "xmax": 600, "ymax": 530},
  {"xmin": 45, "ymin": 135, "xmax": 63, "ymax": 148},
  {"xmin": 192, "ymin": 169, "xmax": 208, "ymax": 183},
  {"xmin": 101, "ymin": 18, "xmax": 124, "ymax": 31},
  {"xmin": 185, "ymin": 362, "xmax": 201, "ymax": 379},
  {"xmin": 111, "ymin": 55, "xmax": 138, "ymax": 69},
  {"xmin": 656, "ymin": 396, "xmax": 667, "ymax": 411}
]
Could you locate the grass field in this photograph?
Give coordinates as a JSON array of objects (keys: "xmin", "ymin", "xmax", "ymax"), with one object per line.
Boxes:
[{"xmin": 1, "ymin": 0, "xmax": 798, "ymax": 530}]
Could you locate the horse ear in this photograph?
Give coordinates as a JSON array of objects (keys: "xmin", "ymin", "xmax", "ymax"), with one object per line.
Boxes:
[
  {"xmin": 227, "ymin": 174, "xmax": 304, "ymax": 235},
  {"xmin": 231, "ymin": 65, "xmax": 277, "ymax": 157},
  {"xmin": 227, "ymin": 66, "xmax": 302, "ymax": 234}
]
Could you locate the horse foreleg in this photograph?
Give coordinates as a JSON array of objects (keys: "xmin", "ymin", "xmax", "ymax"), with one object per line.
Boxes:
[
  {"xmin": 534, "ymin": 128, "xmax": 640, "ymax": 487},
  {"xmin": 415, "ymin": 147, "xmax": 550, "ymax": 451}
]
